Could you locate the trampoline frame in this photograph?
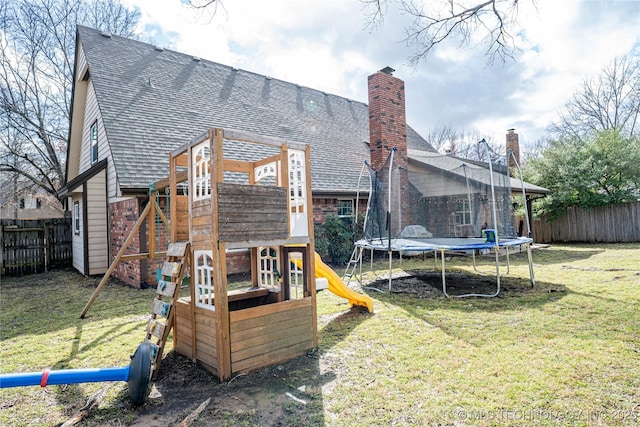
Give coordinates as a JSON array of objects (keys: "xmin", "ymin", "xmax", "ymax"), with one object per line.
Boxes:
[{"xmin": 352, "ymin": 236, "xmax": 535, "ymax": 298}]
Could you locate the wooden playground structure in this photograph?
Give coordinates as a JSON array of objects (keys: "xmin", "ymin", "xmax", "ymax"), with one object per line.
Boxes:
[
  {"xmin": 82, "ymin": 128, "xmax": 319, "ymax": 381},
  {"xmin": 171, "ymin": 128, "xmax": 318, "ymax": 381}
]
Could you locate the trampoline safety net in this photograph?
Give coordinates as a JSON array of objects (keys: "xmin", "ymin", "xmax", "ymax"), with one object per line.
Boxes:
[{"xmin": 363, "ymin": 148, "xmax": 519, "ymax": 243}]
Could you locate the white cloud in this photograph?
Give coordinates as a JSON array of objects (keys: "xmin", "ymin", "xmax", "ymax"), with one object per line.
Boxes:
[{"xmin": 121, "ymin": 0, "xmax": 640, "ymax": 148}]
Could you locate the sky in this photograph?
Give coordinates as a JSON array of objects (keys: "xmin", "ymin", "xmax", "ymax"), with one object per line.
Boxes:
[{"xmin": 121, "ymin": 0, "xmax": 640, "ymax": 151}]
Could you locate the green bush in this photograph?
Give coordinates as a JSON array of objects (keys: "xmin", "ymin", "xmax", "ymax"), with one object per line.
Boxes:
[{"xmin": 314, "ymin": 215, "xmax": 355, "ymax": 266}]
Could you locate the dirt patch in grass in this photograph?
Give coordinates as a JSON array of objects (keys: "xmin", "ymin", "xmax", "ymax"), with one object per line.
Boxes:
[
  {"xmin": 130, "ymin": 350, "xmax": 326, "ymax": 427},
  {"xmin": 364, "ymin": 269, "xmax": 540, "ymax": 298}
]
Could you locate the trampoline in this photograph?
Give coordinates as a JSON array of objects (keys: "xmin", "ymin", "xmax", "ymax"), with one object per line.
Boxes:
[
  {"xmin": 353, "ymin": 235, "xmax": 535, "ymax": 298},
  {"xmin": 347, "ymin": 140, "xmax": 537, "ymax": 298}
]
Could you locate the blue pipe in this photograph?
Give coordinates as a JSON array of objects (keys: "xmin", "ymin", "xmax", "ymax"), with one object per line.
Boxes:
[{"xmin": 0, "ymin": 366, "xmax": 130, "ymax": 388}]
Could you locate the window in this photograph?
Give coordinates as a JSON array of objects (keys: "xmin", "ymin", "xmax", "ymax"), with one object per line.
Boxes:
[
  {"xmin": 19, "ymin": 198, "xmax": 25, "ymax": 209},
  {"xmin": 73, "ymin": 201, "xmax": 80, "ymax": 235},
  {"xmin": 192, "ymin": 143, "xmax": 210, "ymax": 201},
  {"xmin": 258, "ymin": 247, "xmax": 280, "ymax": 288},
  {"xmin": 90, "ymin": 120, "xmax": 98, "ymax": 164},
  {"xmin": 455, "ymin": 199, "xmax": 472, "ymax": 225},
  {"xmin": 194, "ymin": 250, "xmax": 215, "ymax": 310},
  {"xmin": 36, "ymin": 198, "xmax": 41, "ymax": 209},
  {"xmin": 289, "ymin": 151, "xmax": 305, "ymax": 213},
  {"xmin": 337, "ymin": 199, "xmax": 354, "ymax": 218}
]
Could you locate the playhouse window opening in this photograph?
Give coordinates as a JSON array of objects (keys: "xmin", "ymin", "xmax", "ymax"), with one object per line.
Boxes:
[
  {"xmin": 194, "ymin": 250, "xmax": 215, "ymax": 310},
  {"xmin": 289, "ymin": 151, "xmax": 306, "ymax": 213},
  {"xmin": 192, "ymin": 143, "xmax": 211, "ymax": 201},
  {"xmin": 258, "ymin": 247, "xmax": 280, "ymax": 288}
]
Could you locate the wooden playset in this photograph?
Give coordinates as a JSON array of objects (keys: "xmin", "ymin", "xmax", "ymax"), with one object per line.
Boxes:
[
  {"xmin": 164, "ymin": 128, "xmax": 318, "ymax": 381},
  {"xmin": 80, "ymin": 127, "xmax": 372, "ymax": 382}
]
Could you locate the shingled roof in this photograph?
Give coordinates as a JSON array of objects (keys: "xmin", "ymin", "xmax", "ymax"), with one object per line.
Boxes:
[{"xmin": 75, "ymin": 26, "xmax": 436, "ymax": 194}]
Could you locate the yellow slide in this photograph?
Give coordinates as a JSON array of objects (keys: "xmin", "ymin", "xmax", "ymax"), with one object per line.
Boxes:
[{"xmin": 313, "ymin": 252, "xmax": 374, "ymax": 313}]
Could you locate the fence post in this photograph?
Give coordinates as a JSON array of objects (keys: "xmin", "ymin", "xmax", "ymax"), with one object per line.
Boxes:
[
  {"xmin": 44, "ymin": 222, "xmax": 49, "ymax": 272},
  {"xmin": 0, "ymin": 224, "xmax": 4, "ymax": 275}
]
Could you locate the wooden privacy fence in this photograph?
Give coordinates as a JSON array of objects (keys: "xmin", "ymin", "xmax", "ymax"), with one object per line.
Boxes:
[
  {"xmin": 530, "ymin": 201, "xmax": 640, "ymax": 243},
  {"xmin": 1, "ymin": 218, "xmax": 72, "ymax": 276}
]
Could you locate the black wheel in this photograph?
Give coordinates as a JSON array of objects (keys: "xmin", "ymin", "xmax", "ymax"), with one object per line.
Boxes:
[{"xmin": 127, "ymin": 342, "xmax": 151, "ymax": 406}]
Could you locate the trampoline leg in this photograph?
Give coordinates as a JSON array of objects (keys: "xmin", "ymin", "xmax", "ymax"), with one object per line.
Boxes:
[
  {"xmin": 527, "ymin": 243, "xmax": 536, "ymax": 287},
  {"xmin": 388, "ymin": 251, "xmax": 393, "ymax": 292},
  {"xmin": 370, "ymin": 249, "xmax": 374, "ymax": 273},
  {"xmin": 358, "ymin": 246, "xmax": 363, "ymax": 284},
  {"xmin": 494, "ymin": 246, "xmax": 501, "ymax": 296},
  {"xmin": 472, "ymin": 250, "xmax": 479, "ymax": 272},
  {"xmin": 505, "ymin": 246, "xmax": 510, "ymax": 274},
  {"xmin": 441, "ymin": 249, "xmax": 449, "ymax": 298}
]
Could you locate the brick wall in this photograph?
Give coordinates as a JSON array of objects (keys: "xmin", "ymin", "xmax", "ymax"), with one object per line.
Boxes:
[
  {"xmin": 227, "ymin": 250, "xmax": 252, "ymax": 273},
  {"xmin": 109, "ymin": 198, "xmax": 143, "ymax": 287},
  {"xmin": 312, "ymin": 197, "xmax": 368, "ymax": 225}
]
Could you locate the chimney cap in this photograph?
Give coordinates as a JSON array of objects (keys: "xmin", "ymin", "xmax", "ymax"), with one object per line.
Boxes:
[
  {"xmin": 379, "ymin": 66, "xmax": 395, "ymax": 75},
  {"xmin": 507, "ymin": 128, "xmax": 515, "ymax": 132}
]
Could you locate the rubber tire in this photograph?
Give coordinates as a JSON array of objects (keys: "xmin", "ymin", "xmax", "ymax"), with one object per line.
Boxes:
[{"xmin": 128, "ymin": 342, "xmax": 151, "ymax": 406}]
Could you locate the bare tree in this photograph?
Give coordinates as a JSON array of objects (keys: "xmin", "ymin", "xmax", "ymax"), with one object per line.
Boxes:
[
  {"xmin": 0, "ymin": 0, "xmax": 139, "ymax": 206},
  {"xmin": 426, "ymin": 125, "xmax": 501, "ymax": 162},
  {"xmin": 423, "ymin": 123, "xmax": 460, "ymax": 152},
  {"xmin": 184, "ymin": 0, "xmax": 225, "ymax": 22},
  {"xmin": 550, "ymin": 55, "xmax": 640, "ymax": 142},
  {"xmin": 362, "ymin": 0, "xmax": 528, "ymax": 65}
]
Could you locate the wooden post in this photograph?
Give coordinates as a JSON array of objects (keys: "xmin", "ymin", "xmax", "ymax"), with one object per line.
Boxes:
[
  {"xmin": 211, "ymin": 128, "xmax": 232, "ymax": 380},
  {"xmin": 79, "ymin": 202, "xmax": 152, "ymax": 318},
  {"xmin": 149, "ymin": 197, "xmax": 156, "ymax": 257},
  {"xmin": 169, "ymin": 153, "xmax": 178, "ymax": 243},
  {"xmin": 305, "ymin": 144, "xmax": 318, "ymax": 348},
  {"xmin": 43, "ymin": 222, "xmax": 49, "ymax": 272}
]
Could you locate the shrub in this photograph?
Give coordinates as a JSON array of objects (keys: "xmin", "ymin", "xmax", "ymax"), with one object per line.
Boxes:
[{"xmin": 314, "ymin": 215, "xmax": 355, "ymax": 265}]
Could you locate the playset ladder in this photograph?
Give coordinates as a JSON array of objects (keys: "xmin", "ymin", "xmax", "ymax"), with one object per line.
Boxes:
[{"xmin": 144, "ymin": 241, "xmax": 190, "ymax": 379}]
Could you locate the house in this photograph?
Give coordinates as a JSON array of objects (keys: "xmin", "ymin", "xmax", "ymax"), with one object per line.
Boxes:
[
  {"xmin": 62, "ymin": 26, "xmax": 546, "ymax": 287},
  {"xmin": 0, "ymin": 185, "xmax": 65, "ymax": 220}
]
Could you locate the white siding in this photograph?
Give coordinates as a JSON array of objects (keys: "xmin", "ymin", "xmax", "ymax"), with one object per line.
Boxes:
[
  {"xmin": 79, "ymin": 82, "xmax": 100, "ymax": 173},
  {"xmin": 77, "ymin": 43, "xmax": 88, "ymax": 81},
  {"xmin": 408, "ymin": 165, "xmax": 469, "ymax": 198},
  {"xmin": 71, "ymin": 195, "xmax": 85, "ymax": 274},
  {"xmin": 87, "ymin": 170, "xmax": 108, "ymax": 275},
  {"xmin": 80, "ymin": 82, "xmax": 119, "ymax": 198}
]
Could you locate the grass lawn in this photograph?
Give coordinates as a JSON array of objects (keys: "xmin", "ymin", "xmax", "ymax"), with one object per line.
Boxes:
[{"xmin": 1, "ymin": 243, "xmax": 639, "ymax": 426}]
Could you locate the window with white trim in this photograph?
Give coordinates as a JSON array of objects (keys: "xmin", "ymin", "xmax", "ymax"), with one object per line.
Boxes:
[
  {"xmin": 337, "ymin": 199, "xmax": 354, "ymax": 218},
  {"xmin": 258, "ymin": 247, "xmax": 280, "ymax": 288},
  {"xmin": 192, "ymin": 143, "xmax": 211, "ymax": 201},
  {"xmin": 90, "ymin": 120, "xmax": 98, "ymax": 164},
  {"xmin": 289, "ymin": 151, "xmax": 305, "ymax": 213},
  {"xmin": 194, "ymin": 250, "xmax": 215, "ymax": 310},
  {"xmin": 455, "ymin": 199, "xmax": 472, "ymax": 225},
  {"xmin": 73, "ymin": 201, "xmax": 80, "ymax": 235}
]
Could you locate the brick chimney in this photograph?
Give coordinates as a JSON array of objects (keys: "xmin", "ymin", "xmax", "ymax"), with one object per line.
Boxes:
[
  {"xmin": 367, "ymin": 66, "xmax": 408, "ymax": 171},
  {"xmin": 367, "ymin": 67, "xmax": 410, "ymax": 234},
  {"xmin": 506, "ymin": 128, "xmax": 520, "ymax": 174}
]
